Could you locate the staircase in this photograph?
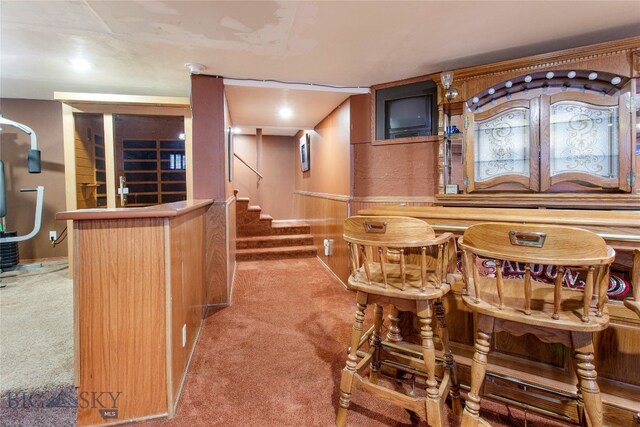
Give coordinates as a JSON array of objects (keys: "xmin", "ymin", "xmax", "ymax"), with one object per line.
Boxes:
[{"xmin": 236, "ymin": 197, "xmax": 317, "ymax": 261}]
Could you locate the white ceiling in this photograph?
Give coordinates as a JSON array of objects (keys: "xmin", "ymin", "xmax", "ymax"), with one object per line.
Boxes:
[{"xmin": 1, "ymin": 1, "xmax": 639, "ymax": 135}]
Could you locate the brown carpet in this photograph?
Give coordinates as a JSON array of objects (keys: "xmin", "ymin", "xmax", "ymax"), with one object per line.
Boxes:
[{"xmin": 144, "ymin": 258, "xmax": 570, "ymax": 427}]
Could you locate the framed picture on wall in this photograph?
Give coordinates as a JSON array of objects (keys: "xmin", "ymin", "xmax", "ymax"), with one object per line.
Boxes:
[{"xmin": 300, "ymin": 133, "xmax": 310, "ymax": 172}]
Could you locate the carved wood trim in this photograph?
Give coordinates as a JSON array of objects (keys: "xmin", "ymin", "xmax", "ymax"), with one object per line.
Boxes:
[
  {"xmin": 631, "ymin": 51, "xmax": 640, "ymax": 77},
  {"xmin": 451, "ymin": 36, "xmax": 640, "ymax": 83}
]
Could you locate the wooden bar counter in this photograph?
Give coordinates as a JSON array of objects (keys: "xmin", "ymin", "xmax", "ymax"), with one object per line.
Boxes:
[
  {"xmin": 57, "ymin": 199, "xmax": 212, "ymax": 426},
  {"xmin": 358, "ymin": 206, "xmax": 640, "ymax": 426}
]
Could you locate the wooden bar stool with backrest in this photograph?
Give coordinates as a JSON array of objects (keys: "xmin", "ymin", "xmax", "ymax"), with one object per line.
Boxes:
[
  {"xmin": 624, "ymin": 249, "xmax": 640, "ymax": 318},
  {"xmin": 337, "ymin": 216, "xmax": 462, "ymax": 427},
  {"xmin": 458, "ymin": 223, "xmax": 615, "ymax": 427}
]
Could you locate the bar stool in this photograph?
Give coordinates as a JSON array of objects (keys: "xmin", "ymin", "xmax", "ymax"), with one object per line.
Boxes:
[
  {"xmin": 624, "ymin": 249, "xmax": 640, "ymax": 318},
  {"xmin": 458, "ymin": 223, "xmax": 615, "ymax": 427},
  {"xmin": 337, "ymin": 216, "xmax": 462, "ymax": 427}
]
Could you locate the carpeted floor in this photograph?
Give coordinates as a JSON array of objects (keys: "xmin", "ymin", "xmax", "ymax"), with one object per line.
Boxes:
[
  {"xmin": 0, "ymin": 260, "xmax": 75, "ymax": 427},
  {"xmin": 144, "ymin": 258, "xmax": 570, "ymax": 427}
]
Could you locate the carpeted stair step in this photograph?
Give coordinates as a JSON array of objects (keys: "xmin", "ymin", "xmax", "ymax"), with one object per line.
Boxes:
[
  {"xmin": 236, "ymin": 245, "xmax": 317, "ymax": 261},
  {"xmin": 270, "ymin": 220, "xmax": 311, "ymax": 235},
  {"xmin": 237, "ymin": 213, "xmax": 273, "ymax": 237},
  {"xmin": 236, "ymin": 234, "xmax": 314, "ymax": 250}
]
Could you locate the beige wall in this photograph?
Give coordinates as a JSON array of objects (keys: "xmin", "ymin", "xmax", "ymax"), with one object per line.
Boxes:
[
  {"xmin": 0, "ymin": 99, "xmax": 67, "ymax": 259},
  {"xmin": 292, "ymin": 99, "xmax": 352, "ymax": 283},
  {"xmin": 294, "ymin": 99, "xmax": 351, "ymax": 197},
  {"xmin": 233, "ymin": 134, "xmax": 259, "ymax": 204},
  {"xmin": 234, "ymin": 133, "xmax": 295, "ymax": 219}
]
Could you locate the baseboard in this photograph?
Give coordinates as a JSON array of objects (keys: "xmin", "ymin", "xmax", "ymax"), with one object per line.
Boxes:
[
  {"xmin": 316, "ymin": 256, "xmax": 348, "ymax": 290},
  {"xmin": 173, "ymin": 318, "xmax": 205, "ymax": 415}
]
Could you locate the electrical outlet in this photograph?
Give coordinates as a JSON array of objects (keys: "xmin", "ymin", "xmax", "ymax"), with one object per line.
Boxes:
[
  {"xmin": 49, "ymin": 231, "xmax": 57, "ymax": 241},
  {"xmin": 182, "ymin": 324, "xmax": 187, "ymax": 347}
]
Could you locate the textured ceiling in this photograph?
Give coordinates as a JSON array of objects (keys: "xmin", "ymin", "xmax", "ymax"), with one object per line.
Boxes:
[{"xmin": 1, "ymin": 0, "xmax": 639, "ymax": 133}]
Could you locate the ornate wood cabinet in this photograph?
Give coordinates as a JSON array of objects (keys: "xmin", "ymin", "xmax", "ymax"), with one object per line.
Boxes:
[
  {"xmin": 540, "ymin": 92, "xmax": 631, "ymax": 192},
  {"xmin": 435, "ymin": 36, "xmax": 640, "ymax": 209},
  {"xmin": 465, "ymin": 98, "xmax": 540, "ymax": 192},
  {"xmin": 463, "ymin": 88, "xmax": 632, "ymax": 194}
]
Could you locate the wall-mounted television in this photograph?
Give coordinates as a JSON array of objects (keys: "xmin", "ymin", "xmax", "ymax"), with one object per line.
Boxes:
[
  {"xmin": 385, "ymin": 95, "xmax": 432, "ymax": 139},
  {"xmin": 375, "ymin": 80, "xmax": 438, "ymax": 140}
]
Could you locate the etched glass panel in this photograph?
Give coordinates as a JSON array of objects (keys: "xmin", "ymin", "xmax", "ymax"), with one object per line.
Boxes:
[
  {"xmin": 550, "ymin": 101, "xmax": 618, "ymax": 178},
  {"xmin": 474, "ymin": 108, "xmax": 530, "ymax": 182}
]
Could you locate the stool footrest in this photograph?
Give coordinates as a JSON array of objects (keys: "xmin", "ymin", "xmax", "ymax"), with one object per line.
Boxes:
[{"xmin": 353, "ymin": 373, "xmax": 428, "ymax": 420}]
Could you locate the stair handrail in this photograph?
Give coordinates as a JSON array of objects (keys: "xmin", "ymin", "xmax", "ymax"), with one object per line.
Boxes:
[{"xmin": 234, "ymin": 153, "xmax": 263, "ymax": 181}]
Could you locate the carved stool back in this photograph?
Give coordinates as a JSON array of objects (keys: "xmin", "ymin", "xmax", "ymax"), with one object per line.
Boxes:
[
  {"xmin": 458, "ymin": 223, "xmax": 615, "ymax": 427},
  {"xmin": 624, "ymin": 249, "xmax": 640, "ymax": 318},
  {"xmin": 337, "ymin": 216, "xmax": 461, "ymax": 427}
]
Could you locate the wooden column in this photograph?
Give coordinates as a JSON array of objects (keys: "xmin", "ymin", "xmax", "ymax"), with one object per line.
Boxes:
[
  {"xmin": 191, "ymin": 75, "xmax": 225, "ymax": 200},
  {"xmin": 190, "ymin": 74, "xmax": 231, "ymax": 305}
]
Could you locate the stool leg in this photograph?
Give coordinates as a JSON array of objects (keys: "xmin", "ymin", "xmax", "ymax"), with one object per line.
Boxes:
[
  {"xmin": 462, "ymin": 314, "xmax": 494, "ymax": 427},
  {"xmin": 369, "ymin": 303, "xmax": 384, "ymax": 384},
  {"xmin": 337, "ymin": 291, "xmax": 368, "ymax": 427},
  {"xmin": 434, "ymin": 299, "xmax": 462, "ymax": 415},
  {"xmin": 387, "ymin": 305, "xmax": 403, "ymax": 342},
  {"xmin": 571, "ymin": 331, "xmax": 603, "ymax": 427},
  {"xmin": 417, "ymin": 300, "xmax": 445, "ymax": 427}
]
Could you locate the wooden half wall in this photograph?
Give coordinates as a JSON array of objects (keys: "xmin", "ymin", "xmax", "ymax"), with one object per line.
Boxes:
[
  {"xmin": 294, "ymin": 191, "xmax": 350, "ymax": 282},
  {"xmin": 205, "ymin": 197, "xmax": 236, "ymax": 304},
  {"xmin": 293, "ymin": 192, "xmax": 438, "ymax": 284},
  {"xmin": 57, "ymin": 200, "xmax": 211, "ymax": 425}
]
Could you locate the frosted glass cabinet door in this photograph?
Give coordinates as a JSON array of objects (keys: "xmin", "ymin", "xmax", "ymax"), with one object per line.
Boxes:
[
  {"xmin": 540, "ymin": 92, "xmax": 631, "ymax": 191},
  {"xmin": 464, "ymin": 99, "xmax": 540, "ymax": 192}
]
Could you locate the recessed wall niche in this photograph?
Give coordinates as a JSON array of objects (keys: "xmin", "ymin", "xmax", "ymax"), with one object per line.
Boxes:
[{"xmin": 374, "ymin": 80, "xmax": 438, "ymax": 142}]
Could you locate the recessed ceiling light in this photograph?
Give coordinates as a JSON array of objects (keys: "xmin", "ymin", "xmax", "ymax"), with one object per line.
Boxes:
[
  {"xmin": 233, "ymin": 127, "xmax": 241, "ymax": 134},
  {"xmin": 69, "ymin": 58, "xmax": 92, "ymax": 71},
  {"xmin": 279, "ymin": 107, "xmax": 292, "ymax": 119}
]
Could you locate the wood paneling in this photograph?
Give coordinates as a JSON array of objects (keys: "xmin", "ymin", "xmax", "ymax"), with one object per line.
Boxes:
[
  {"xmin": 73, "ymin": 114, "xmax": 102, "ymax": 209},
  {"xmin": 55, "ymin": 92, "xmax": 189, "ymax": 107},
  {"xmin": 70, "ymin": 202, "xmax": 209, "ymax": 425},
  {"xmin": 76, "ymin": 218, "xmax": 167, "ymax": 425},
  {"xmin": 169, "ymin": 209, "xmax": 205, "ymax": 405},
  {"xmin": 204, "ymin": 198, "xmax": 236, "ymax": 305},
  {"xmin": 594, "ymin": 323, "xmax": 640, "ymax": 387},
  {"xmin": 227, "ymin": 198, "xmax": 236, "ymax": 297},
  {"xmin": 293, "ymin": 192, "xmax": 349, "ymax": 283}
]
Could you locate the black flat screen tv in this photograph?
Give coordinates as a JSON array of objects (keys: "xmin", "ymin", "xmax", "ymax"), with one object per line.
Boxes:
[{"xmin": 375, "ymin": 80, "xmax": 438, "ymax": 140}]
